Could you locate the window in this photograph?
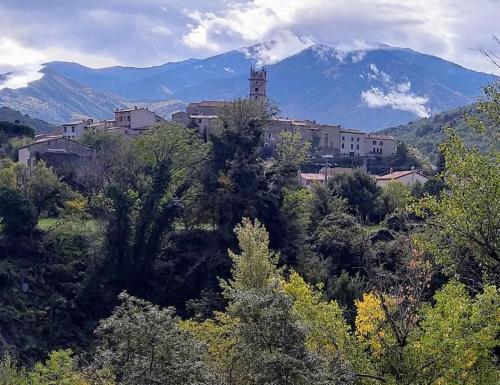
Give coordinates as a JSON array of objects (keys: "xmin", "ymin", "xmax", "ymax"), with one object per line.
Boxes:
[
  {"xmin": 379, "ymin": 141, "xmax": 383, "ymax": 145},
  {"xmin": 71, "ymin": 126, "xmax": 75, "ymax": 133},
  {"xmin": 356, "ymin": 144, "xmax": 359, "ymax": 149},
  {"xmin": 255, "ymin": 87, "xmax": 259, "ymax": 92},
  {"xmin": 268, "ymin": 133, "xmax": 272, "ymax": 139},
  {"xmin": 373, "ymin": 140, "xmax": 377, "ymax": 145},
  {"xmin": 380, "ymin": 149, "xmax": 383, "ymax": 154},
  {"xmin": 64, "ymin": 127, "xmax": 67, "ymax": 133},
  {"xmin": 198, "ymin": 119, "xmax": 202, "ymax": 123},
  {"xmin": 324, "ymin": 133, "xmax": 328, "ymax": 143},
  {"xmin": 373, "ymin": 148, "xmax": 376, "ymax": 153},
  {"xmin": 351, "ymin": 137, "xmax": 354, "ymax": 141},
  {"xmin": 127, "ymin": 116, "xmax": 131, "ymax": 121},
  {"xmin": 342, "ymin": 136, "xmax": 345, "ymax": 141},
  {"xmin": 350, "ymin": 143, "xmax": 353, "ymax": 149},
  {"xmin": 341, "ymin": 143, "xmax": 344, "ymax": 149},
  {"xmin": 357, "ymin": 137, "xmax": 359, "ymax": 142}
]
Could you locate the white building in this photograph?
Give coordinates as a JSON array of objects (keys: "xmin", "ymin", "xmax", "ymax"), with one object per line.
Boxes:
[
  {"xmin": 340, "ymin": 129, "xmax": 366, "ymax": 157},
  {"xmin": 62, "ymin": 119, "xmax": 94, "ymax": 139}
]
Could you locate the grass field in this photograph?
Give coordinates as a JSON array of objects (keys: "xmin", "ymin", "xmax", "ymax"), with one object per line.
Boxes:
[
  {"xmin": 38, "ymin": 217, "xmax": 101, "ymax": 231},
  {"xmin": 37, "ymin": 217, "xmax": 58, "ymax": 230}
]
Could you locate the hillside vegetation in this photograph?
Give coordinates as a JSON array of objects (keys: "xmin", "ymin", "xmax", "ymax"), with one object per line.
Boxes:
[
  {"xmin": 381, "ymin": 104, "xmax": 490, "ymax": 163},
  {"xmin": 0, "ymin": 85, "xmax": 498, "ymax": 384},
  {"xmin": 0, "ymin": 106, "xmax": 53, "ymax": 133}
]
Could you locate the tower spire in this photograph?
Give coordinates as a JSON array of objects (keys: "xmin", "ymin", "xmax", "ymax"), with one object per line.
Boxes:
[{"xmin": 249, "ymin": 66, "xmax": 267, "ymax": 101}]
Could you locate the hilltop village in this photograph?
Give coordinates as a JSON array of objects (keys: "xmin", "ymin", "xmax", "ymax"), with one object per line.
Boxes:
[{"xmin": 13, "ymin": 68, "xmax": 420, "ymax": 187}]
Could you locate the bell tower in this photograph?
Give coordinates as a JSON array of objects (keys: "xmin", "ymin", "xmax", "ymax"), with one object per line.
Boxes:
[{"xmin": 249, "ymin": 67, "xmax": 267, "ymax": 101}]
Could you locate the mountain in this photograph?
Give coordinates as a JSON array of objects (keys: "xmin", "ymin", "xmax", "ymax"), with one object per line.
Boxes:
[
  {"xmin": 380, "ymin": 104, "xmax": 490, "ymax": 163},
  {"xmin": 0, "ymin": 67, "xmax": 131, "ymax": 123},
  {"xmin": 0, "ymin": 106, "xmax": 53, "ymax": 133},
  {"xmin": 0, "ymin": 43, "xmax": 497, "ymax": 129}
]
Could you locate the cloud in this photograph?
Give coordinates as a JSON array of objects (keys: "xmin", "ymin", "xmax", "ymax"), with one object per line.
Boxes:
[
  {"xmin": 0, "ymin": 0, "xmax": 498, "ymax": 75},
  {"xmin": 182, "ymin": 0, "xmax": 500, "ymax": 74},
  {"xmin": 0, "ymin": 37, "xmax": 44, "ymax": 89},
  {"xmin": 240, "ymin": 32, "xmax": 315, "ymax": 65},
  {"xmin": 361, "ymin": 81, "xmax": 430, "ymax": 118},
  {"xmin": 368, "ymin": 63, "xmax": 391, "ymax": 83}
]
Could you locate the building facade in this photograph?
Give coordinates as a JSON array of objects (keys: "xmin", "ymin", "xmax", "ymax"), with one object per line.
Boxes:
[
  {"xmin": 62, "ymin": 119, "xmax": 94, "ymax": 139},
  {"xmin": 113, "ymin": 106, "xmax": 164, "ymax": 134}
]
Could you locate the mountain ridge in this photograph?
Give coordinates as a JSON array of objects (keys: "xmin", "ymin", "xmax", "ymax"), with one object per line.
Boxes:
[{"xmin": 0, "ymin": 42, "xmax": 497, "ymax": 129}]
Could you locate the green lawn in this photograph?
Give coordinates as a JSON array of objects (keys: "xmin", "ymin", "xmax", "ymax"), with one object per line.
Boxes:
[
  {"xmin": 38, "ymin": 217, "xmax": 101, "ymax": 232},
  {"xmin": 37, "ymin": 217, "xmax": 58, "ymax": 230}
]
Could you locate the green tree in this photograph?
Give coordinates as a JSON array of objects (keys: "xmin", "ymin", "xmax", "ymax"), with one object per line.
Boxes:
[
  {"xmin": 276, "ymin": 131, "xmax": 311, "ymax": 170},
  {"xmin": 413, "ymin": 85, "xmax": 500, "ymax": 283},
  {"xmin": 355, "ymin": 281, "xmax": 500, "ymax": 385},
  {"xmin": 381, "ymin": 181, "xmax": 411, "ymax": 215},
  {"xmin": 29, "ymin": 349, "xmax": 86, "ymax": 385},
  {"xmin": 328, "ymin": 170, "xmax": 382, "ymax": 223},
  {"xmin": 0, "ymin": 351, "xmax": 30, "ymax": 385},
  {"xmin": 95, "ymin": 292, "xmax": 214, "ymax": 385},
  {"xmin": 0, "ymin": 188, "xmax": 36, "ymax": 237},
  {"xmin": 27, "ymin": 161, "xmax": 65, "ymax": 217},
  {"xmin": 204, "ymin": 99, "xmax": 286, "ymax": 247}
]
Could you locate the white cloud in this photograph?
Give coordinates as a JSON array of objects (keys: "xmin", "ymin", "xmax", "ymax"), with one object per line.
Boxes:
[
  {"xmin": 0, "ymin": 0, "xmax": 498, "ymax": 74},
  {"xmin": 0, "ymin": 37, "xmax": 44, "ymax": 89},
  {"xmin": 150, "ymin": 25, "xmax": 172, "ymax": 37},
  {"xmin": 0, "ymin": 36, "xmax": 121, "ymax": 89},
  {"xmin": 241, "ymin": 32, "xmax": 315, "ymax": 65},
  {"xmin": 351, "ymin": 51, "xmax": 366, "ymax": 63},
  {"xmin": 181, "ymin": 0, "xmax": 500, "ymax": 74},
  {"xmin": 361, "ymin": 81, "xmax": 431, "ymax": 118},
  {"xmin": 368, "ymin": 63, "xmax": 391, "ymax": 83}
]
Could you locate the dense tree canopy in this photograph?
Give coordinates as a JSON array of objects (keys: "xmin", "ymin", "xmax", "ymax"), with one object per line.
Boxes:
[{"xmin": 0, "ymin": 85, "xmax": 498, "ymax": 385}]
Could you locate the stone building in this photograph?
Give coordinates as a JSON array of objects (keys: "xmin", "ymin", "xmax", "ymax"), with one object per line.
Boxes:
[{"xmin": 18, "ymin": 136, "xmax": 95, "ymax": 174}]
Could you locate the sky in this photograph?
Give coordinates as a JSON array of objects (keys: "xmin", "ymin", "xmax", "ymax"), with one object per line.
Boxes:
[{"xmin": 0, "ymin": 0, "xmax": 499, "ymax": 88}]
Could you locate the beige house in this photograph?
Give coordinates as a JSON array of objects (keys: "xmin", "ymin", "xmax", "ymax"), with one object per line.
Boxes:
[
  {"xmin": 113, "ymin": 106, "xmax": 164, "ymax": 134},
  {"xmin": 62, "ymin": 119, "xmax": 94, "ymax": 139},
  {"xmin": 376, "ymin": 169, "xmax": 429, "ymax": 187},
  {"xmin": 367, "ymin": 134, "xmax": 396, "ymax": 157}
]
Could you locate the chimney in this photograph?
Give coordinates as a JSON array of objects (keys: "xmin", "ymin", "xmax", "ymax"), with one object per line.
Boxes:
[{"xmin": 134, "ymin": 105, "xmax": 137, "ymax": 110}]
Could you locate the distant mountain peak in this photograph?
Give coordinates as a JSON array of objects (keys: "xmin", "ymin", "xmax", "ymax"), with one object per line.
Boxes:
[{"xmin": 1, "ymin": 42, "xmax": 497, "ymax": 129}]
